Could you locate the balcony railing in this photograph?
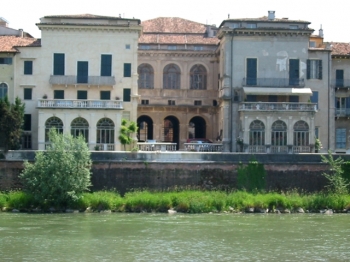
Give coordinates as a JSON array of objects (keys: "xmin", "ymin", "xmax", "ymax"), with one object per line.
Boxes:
[
  {"xmin": 335, "ymin": 108, "xmax": 350, "ymax": 117},
  {"xmin": 49, "ymin": 75, "xmax": 116, "ymax": 86},
  {"xmin": 242, "ymin": 78, "xmax": 305, "ymax": 87},
  {"xmin": 37, "ymin": 99, "xmax": 123, "ymax": 109},
  {"xmin": 333, "ymin": 79, "xmax": 350, "ymax": 89},
  {"xmin": 239, "ymin": 102, "xmax": 317, "ymax": 112},
  {"xmin": 248, "ymin": 145, "xmax": 311, "ymax": 153},
  {"xmin": 137, "ymin": 142, "xmax": 177, "ymax": 151},
  {"xmin": 184, "ymin": 143, "xmax": 223, "ymax": 152}
]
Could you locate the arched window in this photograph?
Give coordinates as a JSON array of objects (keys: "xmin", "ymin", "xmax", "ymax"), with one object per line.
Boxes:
[
  {"xmin": 190, "ymin": 65, "xmax": 207, "ymax": 90},
  {"xmin": 96, "ymin": 118, "xmax": 115, "ymax": 144},
  {"xmin": 138, "ymin": 64, "xmax": 154, "ymax": 89},
  {"xmin": 249, "ymin": 120, "xmax": 265, "ymax": 146},
  {"xmin": 45, "ymin": 117, "xmax": 63, "ymax": 141},
  {"xmin": 293, "ymin": 121, "xmax": 309, "ymax": 146},
  {"xmin": 0, "ymin": 83, "xmax": 8, "ymax": 99},
  {"xmin": 271, "ymin": 120, "xmax": 287, "ymax": 146},
  {"xmin": 163, "ymin": 64, "xmax": 180, "ymax": 89},
  {"xmin": 71, "ymin": 117, "xmax": 89, "ymax": 143}
]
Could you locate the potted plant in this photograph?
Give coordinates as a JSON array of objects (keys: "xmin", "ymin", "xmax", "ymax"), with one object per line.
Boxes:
[
  {"xmin": 42, "ymin": 94, "xmax": 48, "ymax": 99},
  {"xmin": 315, "ymin": 138, "xmax": 322, "ymax": 153},
  {"xmin": 115, "ymin": 96, "xmax": 120, "ymax": 100},
  {"xmin": 236, "ymin": 136, "xmax": 244, "ymax": 152}
]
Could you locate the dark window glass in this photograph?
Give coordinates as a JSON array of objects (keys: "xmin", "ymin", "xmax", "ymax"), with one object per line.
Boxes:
[
  {"xmin": 101, "ymin": 55, "xmax": 112, "ymax": 76},
  {"xmin": 0, "ymin": 57, "xmax": 12, "ymax": 64},
  {"xmin": 289, "ymin": 59, "xmax": 300, "ymax": 85},
  {"xmin": 24, "ymin": 88, "xmax": 32, "ymax": 100},
  {"xmin": 53, "ymin": 53, "xmax": 65, "ymax": 75},
  {"xmin": 54, "ymin": 90, "xmax": 64, "ymax": 99},
  {"xmin": 246, "ymin": 58, "xmax": 257, "ymax": 85},
  {"xmin": 124, "ymin": 63, "xmax": 131, "ymax": 77},
  {"xmin": 123, "ymin": 88, "xmax": 131, "ymax": 101},
  {"xmin": 77, "ymin": 61, "xmax": 88, "ymax": 83},
  {"xmin": 23, "ymin": 114, "xmax": 32, "ymax": 131},
  {"xmin": 289, "ymin": 96, "xmax": 299, "ymax": 102},
  {"xmin": 24, "ymin": 61, "xmax": 33, "ymax": 75},
  {"xmin": 77, "ymin": 90, "xmax": 87, "ymax": 100},
  {"xmin": 100, "ymin": 91, "xmax": 111, "ymax": 100}
]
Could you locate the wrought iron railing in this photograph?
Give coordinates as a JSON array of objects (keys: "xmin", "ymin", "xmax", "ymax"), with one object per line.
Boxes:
[
  {"xmin": 49, "ymin": 75, "xmax": 116, "ymax": 86},
  {"xmin": 239, "ymin": 102, "xmax": 317, "ymax": 112},
  {"xmin": 37, "ymin": 99, "xmax": 123, "ymax": 109},
  {"xmin": 242, "ymin": 78, "xmax": 305, "ymax": 87}
]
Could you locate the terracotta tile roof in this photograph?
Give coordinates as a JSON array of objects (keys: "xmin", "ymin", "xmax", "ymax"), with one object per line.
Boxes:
[
  {"xmin": 139, "ymin": 17, "xmax": 219, "ymax": 45},
  {"xmin": 0, "ymin": 36, "xmax": 41, "ymax": 52},
  {"xmin": 142, "ymin": 17, "xmax": 208, "ymax": 33},
  {"xmin": 330, "ymin": 42, "xmax": 350, "ymax": 56}
]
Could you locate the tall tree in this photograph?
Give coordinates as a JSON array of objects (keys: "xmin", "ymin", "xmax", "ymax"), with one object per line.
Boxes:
[
  {"xmin": 118, "ymin": 119, "xmax": 138, "ymax": 151},
  {"xmin": 0, "ymin": 96, "xmax": 25, "ymax": 152}
]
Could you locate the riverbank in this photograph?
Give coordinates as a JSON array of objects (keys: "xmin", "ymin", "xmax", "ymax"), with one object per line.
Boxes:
[{"xmin": 1, "ymin": 190, "xmax": 350, "ymax": 214}]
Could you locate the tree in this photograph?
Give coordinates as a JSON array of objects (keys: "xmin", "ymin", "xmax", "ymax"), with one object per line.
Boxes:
[
  {"xmin": 321, "ymin": 150, "xmax": 349, "ymax": 195},
  {"xmin": 118, "ymin": 119, "xmax": 138, "ymax": 151},
  {"xmin": 20, "ymin": 129, "xmax": 92, "ymax": 207},
  {"xmin": 0, "ymin": 96, "xmax": 25, "ymax": 152}
]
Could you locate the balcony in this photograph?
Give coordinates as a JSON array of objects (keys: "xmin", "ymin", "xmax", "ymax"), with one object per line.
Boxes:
[
  {"xmin": 333, "ymin": 79, "xmax": 350, "ymax": 89},
  {"xmin": 242, "ymin": 78, "xmax": 305, "ymax": 87},
  {"xmin": 239, "ymin": 102, "xmax": 317, "ymax": 112},
  {"xmin": 335, "ymin": 108, "xmax": 350, "ymax": 117},
  {"xmin": 49, "ymin": 75, "xmax": 116, "ymax": 86},
  {"xmin": 248, "ymin": 145, "xmax": 311, "ymax": 153},
  {"xmin": 37, "ymin": 99, "xmax": 123, "ymax": 109}
]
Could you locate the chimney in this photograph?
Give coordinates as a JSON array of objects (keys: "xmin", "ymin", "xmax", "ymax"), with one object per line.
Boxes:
[
  {"xmin": 268, "ymin": 11, "xmax": 275, "ymax": 20},
  {"xmin": 319, "ymin": 25, "xmax": 324, "ymax": 38},
  {"xmin": 18, "ymin": 29, "xmax": 24, "ymax": 37}
]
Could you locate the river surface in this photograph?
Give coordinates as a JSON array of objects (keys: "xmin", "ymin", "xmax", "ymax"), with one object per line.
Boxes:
[{"xmin": 0, "ymin": 212, "xmax": 349, "ymax": 262}]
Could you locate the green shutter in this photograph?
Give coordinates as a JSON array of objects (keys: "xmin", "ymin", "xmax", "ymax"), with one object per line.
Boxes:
[
  {"xmin": 53, "ymin": 53, "xmax": 65, "ymax": 75},
  {"xmin": 124, "ymin": 63, "xmax": 131, "ymax": 77},
  {"xmin": 306, "ymin": 59, "xmax": 310, "ymax": 79},
  {"xmin": 101, "ymin": 55, "xmax": 112, "ymax": 76},
  {"xmin": 318, "ymin": 60, "xmax": 322, "ymax": 79},
  {"xmin": 123, "ymin": 89, "xmax": 131, "ymax": 101},
  {"xmin": 24, "ymin": 61, "xmax": 33, "ymax": 75}
]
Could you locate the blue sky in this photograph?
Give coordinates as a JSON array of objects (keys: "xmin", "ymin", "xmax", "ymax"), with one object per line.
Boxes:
[{"xmin": 2, "ymin": 0, "xmax": 348, "ymax": 42}]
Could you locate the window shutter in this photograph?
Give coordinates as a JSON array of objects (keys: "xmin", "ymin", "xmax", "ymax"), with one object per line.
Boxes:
[
  {"xmin": 318, "ymin": 60, "xmax": 322, "ymax": 79},
  {"xmin": 24, "ymin": 61, "xmax": 33, "ymax": 75},
  {"xmin": 53, "ymin": 54, "xmax": 65, "ymax": 75},
  {"xmin": 346, "ymin": 97, "xmax": 350, "ymax": 108},
  {"xmin": 101, "ymin": 55, "xmax": 112, "ymax": 76},
  {"xmin": 123, "ymin": 88, "xmax": 131, "ymax": 101},
  {"xmin": 124, "ymin": 63, "xmax": 131, "ymax": 77},
  {"xmin": 306, "ymin": 59, "xmax": 310, "ymax": 79}
]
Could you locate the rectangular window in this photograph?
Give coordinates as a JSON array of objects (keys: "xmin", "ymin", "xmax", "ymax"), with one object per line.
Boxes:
[
  {"xmin": 23, "ymin": 114, "xmax": 32, "ymax": 131},
  {"xmin": 309, "ymin": 41, "xmax": 316, "ymax": 48},
  {"xmin": 0, "ymin": 57, "xmax": 12, "ymax": 64},
  {"xmin": 54, "ymin": 90, "xmax": 64, "ymax": 99},
  {"xmin": 230, "ymin": 23, "xmax": 239, "ymax": 29},
  {"xmin": 100, "ymin": 91, "xmax": 111, "ymax": 100},
  {"xmin": 168, "ymin": 100, "xmax": 175, "ymax": 105},
  {"xmin": 139, "ymin": 45, "xmax": 150, "ymax": 50},
  {"xmin": 310, "ymin": 91, "xmax": 318, "ymax": 109},
  {"xmin": 24, "ymin": 88, "xmax": 32, "ymax": 100},
  {"xmin": 194, "ymin": 100, "xmax": 202, "ymax": 106},
  {"xmin": 123, "ymin": 89, "xmax": 131, "ymax": 102},
  {"xmin": 141, "ymin": 99, "xmax": 149, "ymax": 105},
  {"xmin": 22, "ymin": 132, "xmax": 32, "ymax": 149},
  {"xmin": 77, "ymin": 61, "xmax": 88, "ymax": 83},
  {"xmin": 101, "ymin": 55, "xmax": 112, "ymax": 76},
  {"xmin": 247, "ymin": 23, "xmax": 257, "ymax": 29},
  {"xmin": 194, "ymin": 46, "xmax": 203, "ymax": 51},
  {"xmin": 307, "ymin": 60, "xmax": 322, "ymax": 79},
  {"xmin": 24, "ymin": 61, "xmax": 33, "ymax": 75},
  {"xmin": 289, "ymin": 96, "xmax": 299, "ymax": 102},
  {"xmin": 289, "ymin": 25, "xmax": 299, "ymax": 29},
  {"xmin": 125, "ymin": 44, "xmax": 131, "ymax": 49},
  {"xmin": 122, "ymin": 111, "xmax": 130, "ymax": 120},
  {"xmin": 77, "ymin": 90, "xmax": 87, "ymax": 100},
  {"xmin": 53, "ymin": 53, "xmax": 65, "ymax": 75},
  {"xmin": 268, "ymin": 95, "xmax": 278, "ymax": 102},
  {"xmin": 246, "ymin": 95, "xmax": 257, "ymax": 102},
  {"xmin": 246, "ymin": 58, "xmax": 257, "ymax": 85},
  {"xmin": 336, "ymin": 128, "xmax": 346, "ymax": 149},
  {"xmin": 336, "ymin": 69, "xmax": 344, "ymax": 87},
  {"xmin": 123, "ymin": 63, "xmax": 131, "ymax": 77},
  {"xmin": 168, "ymin": 45, "xmax": 177, "ymax": 50},
  {"xmin": 289, "ymin": 59, "xmax": 300, "ymax": 85}
]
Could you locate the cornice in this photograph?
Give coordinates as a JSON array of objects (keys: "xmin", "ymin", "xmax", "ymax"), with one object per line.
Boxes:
[
  {"xmin": 37, "ymin": 24, "xmax": 142, "ymax": 34},
  {"xmin": 218, "ymin": 28, "xmax": 313, "ymax": 39},
  {"xmin": 138, "ymin": 50, "xmax": 216, "ymax": 58}
]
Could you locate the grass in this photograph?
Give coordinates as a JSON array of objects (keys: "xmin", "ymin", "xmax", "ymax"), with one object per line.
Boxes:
[{"xmin": 0, "ymin": 190, "xmax": 350, "ymax": 213}]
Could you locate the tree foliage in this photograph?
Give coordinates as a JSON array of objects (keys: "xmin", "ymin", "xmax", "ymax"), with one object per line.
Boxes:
[
  {"xmin": 321, "ymin": 151, "xmax": 349, "ymax": 195},
  {"xmin": 0, "ymin": 96, "xmax": 25, "ymax": 152},
  {"xmin": 20, "ymin": 129, "xmax": 92, "ymax": 207},
  {"xmin": 118, "ymin": 118, "xmax": 138, "ymax": 150}
]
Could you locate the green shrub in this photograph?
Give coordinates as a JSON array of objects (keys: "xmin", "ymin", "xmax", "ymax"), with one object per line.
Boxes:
[
  {"xmin": 0, "ymin": 193, "xmax": 7, "ymax": 208},
  {"xmin": 237, "ymin": 160, "xmax": 266, "ymax": 192},
  {"xmin": 7, "ymin": 191, "xmax": 34, "ymax": 209}
]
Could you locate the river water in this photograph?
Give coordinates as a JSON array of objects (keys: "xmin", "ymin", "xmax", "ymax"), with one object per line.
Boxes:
[{"xmin": 0, "ymin": 212, "xmax": 349, "ymax": 261}]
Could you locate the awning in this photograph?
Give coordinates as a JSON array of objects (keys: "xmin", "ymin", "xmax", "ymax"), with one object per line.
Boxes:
[{"xmin": 243, "ymin": 87, "xmax": 312, "ymax": 95}]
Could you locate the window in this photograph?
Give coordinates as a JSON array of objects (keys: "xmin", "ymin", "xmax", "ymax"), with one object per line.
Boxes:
[
  {"xmin": 139, "ymin": 45, "xmax": 150, "ymax": 50},
  {"xmin": 168, "ymin": 45, "xmax": 177, "ymax": 50},
  {"xmin": 194, "ymin": 100, "xmax": 202, "ymax": 106},
  {"xmin": 289, "ymin": 96, "xmax": 299, "ymax": 102},
  {"xmin": 230, "ymin": 23, "xmax": 239, "ymax": 29},
  {"xmin": 77, "ymin": 90, "xmax": 87, "ymax": 100},
  {"xmin": 289, "ymin": 25, "xmax": 299, "ymax": 29},
  {"xmin": 138, "ymin": 64, "xmax": 154, "ymax": 89},
  {"xmin": 71, "ymin": 117, "xmax": 89, "ymax": 143},
  {"xmin": 23, "ymin": 114, "xmax": 32, "ymax": 131},
  {"xmin": 0, "ymin": 57, "xmax": 12, "ymax": 64},
  {"xmin": 141, "ymin": 99, "xmax": 149, "ymax": 105},
  {"xmin": 307, "ymin": 60, "xmax": 322, "ymax": 79},
  {"xmin": 24, "ymin": 88, "xmax": 32, "ymax": 100},
  {"xmin": 101, "ymin": 55, "xmax": 112, "ymax": 76},
  {"xmin": 194, "ymin": 46, "xmax": 203, "ymax": 51},
  {"xmin": 22, "ymin": 115, "xmax": 32, "ymax": 149},
  {"xmin": 309, "ymin": 41, "xmax": 316, "ymax": 48},
  {"xmin": 289, "ymin": 59, "xmax": 300, "ymax": 85},
  {"xmin": 271, "ymin": 120, "xmax": 287, "ymax": 152},
  {"xmin": 45, "ymin": 117, "xmax": 63, "ymax": 142},
  {"xmin": 168, "ymin": 100, "xmax": 175, "ymax": 105},
  {"xmin": 310, "ymin": 91, "xmax": 318, "ymax": 109},
  {"xmin": 24, "ymin": 61, "xmax": 33, "ymax": 75},
  {"xmin": 96, "ymin": 118, "xmax": 115, "ymax": 144},
  {"xmin": 336, "ymin": 69, "xmax": 344, "ymax": 87},
  {"xmin": 190, "ymin": 65, "xmax": 207, "ymax": 90},
  {"xmin": 54, "ymin": 90, "xmax": 64, "ymax": 99},
  {"xmin": 124, "ymin": 63, "xmax": 131, "ymax": 77},
  {"xmin": 123, "ymin": 89, "xmax": 131, "ymax": 102},
  {"xmin": 335, "ymin": 96, "xmax": 350, "ymax": 116},
  {"xmin": 100, "ymin": 91, "xmax": 111, "ymax": 100},
  {"xmin": 247, "ymin": 23, "xmax": 257, "ymax": 29},
  {"xmin": 53, "ymin": 53, "xmax": 65, "ymax": 75},
  {"xmin": 293, "ymin": 121, "xmax": 309, "ymax": 147},
  {"xmin": 249, "ymin": 120, "xmax": 265, "ymax": 147},
  {"xmin": 77, "ymin": 61, "xmax": 88, "ymax": 83},
  {"xmin": 0, "ymin": 83, "xmax": 8, "ymax": 98},
  {"xmin": 336, "ymin": 128, "xmax": 346, "ymax": 149},
  {"xmin": 163, "ymin": 64, "xmax": 180, "ymax": 89},
  {"xmin": 125, "ymin": 44, "xmax": 130, "ymax": 49},
  {"xmin": 246, "ymin": 58, "xmax": 257, "ymax": 85}
]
